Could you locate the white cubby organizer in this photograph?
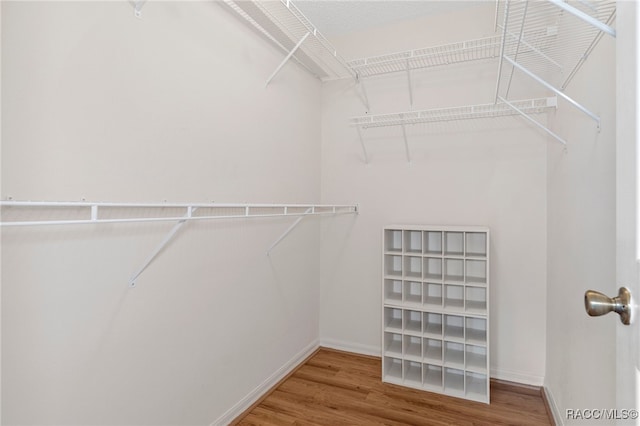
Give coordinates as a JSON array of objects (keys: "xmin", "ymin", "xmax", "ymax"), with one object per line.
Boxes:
[{"xmin": 382, "ymin": 225, "xmax": 490, "ymax": 403}]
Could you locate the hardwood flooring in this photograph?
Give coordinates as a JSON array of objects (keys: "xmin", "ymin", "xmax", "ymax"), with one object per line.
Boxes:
[{"xmin": 232, "ymin": 348, "xmax": 553, "ymax": 426}]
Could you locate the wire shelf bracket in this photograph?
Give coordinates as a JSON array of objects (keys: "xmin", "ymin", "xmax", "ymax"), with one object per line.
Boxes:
[
  {"xmin": 128, "ymin": 0, "xmax": 146, "ymax": 18},
  {"xmin": 498, "ymin": 96, "xmax": 566, "ymax": 145},
  {"xmin": 0, "ymin": 201, "xmax": 359, "ymax": 287},
  {"xmin": 265, "ymin": 31, "xmax": 310, "ymax": 87},
  {"xmin": 128, "ymin": 207, "xmax": 197, "ymax": 288},
  {"xmin": 548, "ymin": 0, "xmax": 615, "ymax": 37},
  {"xmin": 266, "ymin": 207, "xmax": 312, "ymax": 256},
  {"xmin": 224, "ymin": 0, "xmax": 355, "ymax": 82},
  {"xmin": 503, "ymin": 55, "xmax": 601, "ymax": 129},
  {"xmin": 356, "ymin": 126, "xmax": 370, "ymax": 164}
]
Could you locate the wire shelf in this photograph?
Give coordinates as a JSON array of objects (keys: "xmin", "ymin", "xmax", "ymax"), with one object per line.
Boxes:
[
  {"xmin": 348, "ymin": 35, "xmax": 503, "ymax": 78},
  {"xmin": 350, "ymin": 97, "xmax": 557, "ymax": 129},
  {"xmin": 224, "ymin": 0, "xmax": 355, "ymax": 81},
  {"xmin": 0, "ymin": 201, "xmax": 359, "ymax": 227},
  {"xmin": 496, "ymin": 0, "xmax": 616, "ymax": 94}
]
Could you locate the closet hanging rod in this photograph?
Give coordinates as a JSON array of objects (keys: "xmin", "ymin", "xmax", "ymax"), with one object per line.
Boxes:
[{"xmin": 0, "ymin": 201, "xmax": 359, "ymax": 227}]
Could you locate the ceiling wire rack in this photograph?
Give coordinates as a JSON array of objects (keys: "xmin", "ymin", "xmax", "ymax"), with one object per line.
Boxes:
[
  {"xmin": 494, "ymin": 0, "xmax": 616, "ymax": 130},
  {"xmin": 350, "ymin": 96, "xmax": 559, "ymax": 163},
  {"xmin": 348, "ymin": 35, "xmax": 503, "ymax": 106},
  {"xmin": 223, "ymin": 0, "xmax": 355, "ymax": 86},
  {"xmin": 1, "ymin": 200, "xmax": 359, "ymax": 287}
]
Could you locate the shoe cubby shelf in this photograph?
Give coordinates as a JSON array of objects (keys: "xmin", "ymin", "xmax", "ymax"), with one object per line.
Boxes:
[{"xmin": 382, "ymin": 225, "xmax": 490, "ymax": 404}]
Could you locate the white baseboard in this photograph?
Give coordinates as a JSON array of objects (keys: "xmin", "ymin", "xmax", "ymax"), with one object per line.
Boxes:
[
  {"xmin": 490, "ymin": 367, "xmax": 544, "ymax": 387},
  {"xmin": 211, "ymin": 339, "xmax": 320, "ymax": 426},
  {"xmin": 543, "ymin": 385, "xmax": 564, "ymax": 426},
  {"xmin": 319, "ymin": 338, "xmax": 380, "ymax": 357}
]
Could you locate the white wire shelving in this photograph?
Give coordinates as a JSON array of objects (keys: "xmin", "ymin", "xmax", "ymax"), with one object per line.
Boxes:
[
  {"xmin": 351, "ymin": 97, "xmax": 556, "ymax": 128},
  {"xmin": 223, "ymin": 0, "xmax": 355, "ymax": 85},
  {"xmin": 1, "ymin": 200, "xmax": 359, "ymax": 287},
  {"xmin": 350, "ymin": 97, "xmax": 559, "ymax": 163},
  {"xmin": 348, "ymin": 35, "xmax": 503, "ymax": 107},
  {"xmin": 348, "ymin": 35, "xmax": 503, "ymax": 78},
  {"xmin": 494, "ymin": 0, "xmax": 616, "ymax": 128},
  {"xmin": 0, "ymin": 200, "xmax": 357, "ymax": 227}
]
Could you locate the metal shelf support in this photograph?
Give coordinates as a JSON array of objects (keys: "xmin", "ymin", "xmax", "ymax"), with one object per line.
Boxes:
[
  {"xmin": 266, "ymin": 207, "xmax": 312, "ymax": 256},
  {"xmin": 498, "ymin": 96, "xmax": 566, "ymax": 145},
  {"xmin": 356, "ymin": 126, "xmax": 370, "ymax": 164},
  {"xmin": 129, "ymin": 0, "xmax": 146, "ymax": 18},
  {"xmin": 265, "ymin": 32, "xmax": 310, "ymax": 87},
  {"xmin": 129, "ymin": 208, "xmax": 196, "ymax": 288},
  {"xmin": 548, "ymin": 0, "xmax": 616, "ymax": 37},
  {"xmin": 401, "ymin": 122, "xmax": 411, "ymax": 163},
  {"xmin": 406, "ymin": 59, "xmax": 414, "ymax": 106},
  {"xmin": 503, "ymin": 56, "xmax": 601, "ymax": 128},
  {"xmin": 357, "ymin": 76, "xmax": 371, "ymax": 112}
]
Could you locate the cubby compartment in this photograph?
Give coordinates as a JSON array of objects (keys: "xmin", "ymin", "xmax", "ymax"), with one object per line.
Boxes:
[
  {"xmin": 384, "ymin": 332, "xmax": 403, "ymax": 356},
  {"xmin": 384, "ymin": 357, "xmax": 403, "ymax": 382},
  {"xmin": 465, "ymin": 286, "xmax": 487, "ymax": 314},
  {"xmin": 444, "ymin": 315, "xmax": 464, "ymax": 341},
  {"xmin": 423, "ymin": 312, "xmax": 443, "ymax": 338},
  {"xmin": 424, "ymin": 257, "xmax": 442, "ymax": 280},
  {"xmin": 444, "ymin": 341, "xmax": 465, "ymax": 369},
  {"xmin": 404, "ymin": 309, "xmax": 422, "ymax": 334},
  {"xmin": 444, "ymin": 232, "xmax": 464, "ymax": 256},
  {"xmin": 465, "ymin": 232, "xmax": 487, "ymax": 257},
  {"xmin": 404, "ymin": 230, "xmax": 422, "ymax": 253},
  {"xmin": 423, "ymin": 283, "xmax": 443, "ymax": 308},
  {"xmin": 423, "ymin": 364, "xmax": 443, "ymax": 390},
  {"xmin": 384, "ymin": 279, "xmax": 403, "ymax": 304},
  {"xmin": 444, "ymin": 258, "xmax": 464, "ymax": 282},
  {"xmin": 384, "ymin": 279, "xmax": 402, "ymax": 303},
  {"xmin": 404, "ymin": 256, "xmax": 422, "ymax": 279},
  {"xmin": 384, "ymin": 307, "xmax": 403, "ymax": 331},
  {"xmin": 444, "ymin": 285, "xmax": 464, "ymax": 310},
  {"xmin": 403, "ymin": 335, "xmax": 422, "ymax": 361},
  {"xmin": 403, "ymin": 360, "xmax": 423, "ymax": 385},
  {"xmin": 444, "ymin": 367, "xmax": 465, "ymax": 396},
  {"xmin": 384, "ymin": 255, "xmax": 403, "ymax": 277},
  {"xmin": 403, "ymin": 281, "xmax": 422, "ymax": 306},
  {"xmin": 465, "ymin": 344, "xmax": 487, "ymax": 372},
  {"xmin": 424, "ymin": 231, "xmax": 442, "ymax": 255},
  {"xmin": 465, "ymin": 317, "xmax": 487, "ymax": 345},
  {"xmin": 423, "ymin": 338, "xmax": 442, "ymax": 363},
  {"xmin": 465, "ymin": 259, "xmax": 487, "ymax": 284},
  {"xmin": 385, "ymin": 229, "xmax": 403, "ymax": 253},
  {"xmin": 465, "ymin": 371, "xmax": 488, "ymax": 402}
]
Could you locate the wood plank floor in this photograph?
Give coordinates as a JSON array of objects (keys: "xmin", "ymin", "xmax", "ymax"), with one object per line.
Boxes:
[{"xmin": 232, "ymin": 348, "xmax": 553, "ymax": 426}]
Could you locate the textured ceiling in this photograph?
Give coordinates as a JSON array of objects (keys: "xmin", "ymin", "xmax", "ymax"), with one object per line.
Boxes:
[{"xmin": 294, "ymin": 1, "xmax": 484, "ymax": 37}]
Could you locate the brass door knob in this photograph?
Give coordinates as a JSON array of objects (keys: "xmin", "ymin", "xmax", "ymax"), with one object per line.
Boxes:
[{"xmin": 584, "ymin": 287, "xmax": 632, "ymax": 325}]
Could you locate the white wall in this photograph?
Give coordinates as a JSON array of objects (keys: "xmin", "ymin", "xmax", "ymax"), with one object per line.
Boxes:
[
  {"xmin": 1, "ymin": 2, "xmax": 322, "ymax": 424},
  {"xmin": 319, "ymin": 3, "xmax": 548, "ymax": 385},
  {"xmin": 544, "ymin": 23, "xmax": 617, "ymax": 425}
]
